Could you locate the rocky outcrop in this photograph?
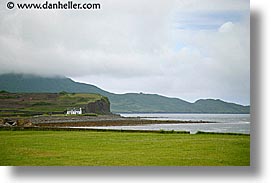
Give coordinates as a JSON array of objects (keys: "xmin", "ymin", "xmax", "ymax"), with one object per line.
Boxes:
[
  {"xmin": 0, "ymin": 118, "xmax": 33, "ymax": 127},
  {"xmin": 86, "ymin": 98, "xmax": 111, "ymax": 114}
]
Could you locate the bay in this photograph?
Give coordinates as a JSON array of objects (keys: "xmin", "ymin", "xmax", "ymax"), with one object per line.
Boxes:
[{"xmin": 92, "ymin": 113, "xmax": 250, "ymax": 134}]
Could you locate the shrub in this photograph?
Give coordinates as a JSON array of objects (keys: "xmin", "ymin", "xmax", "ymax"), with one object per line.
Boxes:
[
  {"xmin": 59, "ymin": 91, "xmax": 68, "ymax": 95},
  {"xmin": 0, "ymin": 90, "xmax": 9, "ymax": 93}
]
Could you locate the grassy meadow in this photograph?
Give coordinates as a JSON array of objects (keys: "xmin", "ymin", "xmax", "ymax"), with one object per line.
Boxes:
[
  {"xmin": 0, "ymin": 130, "xmax": 250, "ymax": 166},
  {"xmin": 0, "ymin": 92, "xmax": 108, "ymax": 117}
]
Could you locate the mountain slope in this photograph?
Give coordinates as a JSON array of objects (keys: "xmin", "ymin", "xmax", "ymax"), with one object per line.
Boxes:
[
  {"xmin": 0, "ymin": 74, "xmax": 250, "ymax": 113},
  {"xmin": 192, "ymin": 99, "xmax": 250, "ymax": 114},
  {"xmin": 109, "ymin": 93, "xmax": 194, "ymax": 113},
  {"xmin": 0, "ymin": 73, "xmax": 109, "ymax": 95}
]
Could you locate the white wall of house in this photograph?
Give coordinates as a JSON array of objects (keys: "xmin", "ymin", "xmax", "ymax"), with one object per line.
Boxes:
[{"xmin": 66, "ymin": 108, "xmax": 82, "ymax": 115}]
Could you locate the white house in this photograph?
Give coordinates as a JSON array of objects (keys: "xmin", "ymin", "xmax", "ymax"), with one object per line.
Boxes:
[{"xmin": 66, "ymin": 108, "xmax": 82, "ymax": 115}]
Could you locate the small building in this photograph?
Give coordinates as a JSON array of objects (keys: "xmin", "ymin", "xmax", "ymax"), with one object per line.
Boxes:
[
  {"xmin": 66, "ymin": 108, "xmax": 82, "ymax": 115},
  {"xmin": 4, "ymin": 119, "xmax": 17, "ymax": 126}
]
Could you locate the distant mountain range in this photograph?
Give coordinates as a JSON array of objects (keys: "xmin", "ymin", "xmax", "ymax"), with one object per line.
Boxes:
[{"xmin": 0, "ymin": 73, "xmax": 250, "ymax": 113}]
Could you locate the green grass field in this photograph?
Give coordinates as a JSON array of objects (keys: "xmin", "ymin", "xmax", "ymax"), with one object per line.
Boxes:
[{"xmin": 0, "ymin": 130, "xmax": 250, "ymax": 166}]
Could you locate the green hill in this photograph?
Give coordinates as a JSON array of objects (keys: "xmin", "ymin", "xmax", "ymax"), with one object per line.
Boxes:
[
  {"xmin": 0, "ymin": 92, "xmax": 110, "ymax": 117},
  {"xmin": 0, "ymin": 74, "xmax": 109, "ymax": 95},
  {"xmin": 0, "ymin": 74, "xmax": 250, "ymax": 113},
  {"xmin": 192, "ymin": 99, "xmax": 250, "ymax": 114}
]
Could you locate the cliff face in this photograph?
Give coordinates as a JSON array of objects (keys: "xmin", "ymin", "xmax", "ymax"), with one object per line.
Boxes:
[{"xmin": 86, "ymin": 98, "xmax": 111, "ymax": 114}]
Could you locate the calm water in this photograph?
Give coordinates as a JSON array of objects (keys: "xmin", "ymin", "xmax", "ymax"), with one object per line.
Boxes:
[
  {"xmin": 120, "ymin": 113, "xmax": 250, "ymax": 123},
  {"xmin": 76, "ymin": 113, "xmax": 250, "ymax": 134}
]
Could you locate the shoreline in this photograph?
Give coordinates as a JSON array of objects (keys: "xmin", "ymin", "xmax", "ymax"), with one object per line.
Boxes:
[
  {"xmin": 0, "ymin": 126, "xmax": 250, "ymax": 136},
  {"xmin": 29, "ymin": 115, "xmax": 218, "ymax": 127},
  {"xmin": 1, "ymin": 115, "xmax": 250, "ymax": 135},
  {"xmin": 34, "ymin": 119, "xmax": 217, "ymax": 127}
]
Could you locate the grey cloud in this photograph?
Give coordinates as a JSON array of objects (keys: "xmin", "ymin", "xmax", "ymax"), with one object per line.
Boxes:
[{"xmin": 0, "ymin": 0, "xmax": 250, "ymax": 105}]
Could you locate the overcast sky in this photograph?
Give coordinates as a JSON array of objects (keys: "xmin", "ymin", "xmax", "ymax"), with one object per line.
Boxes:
[{"xmin": 0, "ymin": 0, "xmax": 250, "ymax": 105}]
